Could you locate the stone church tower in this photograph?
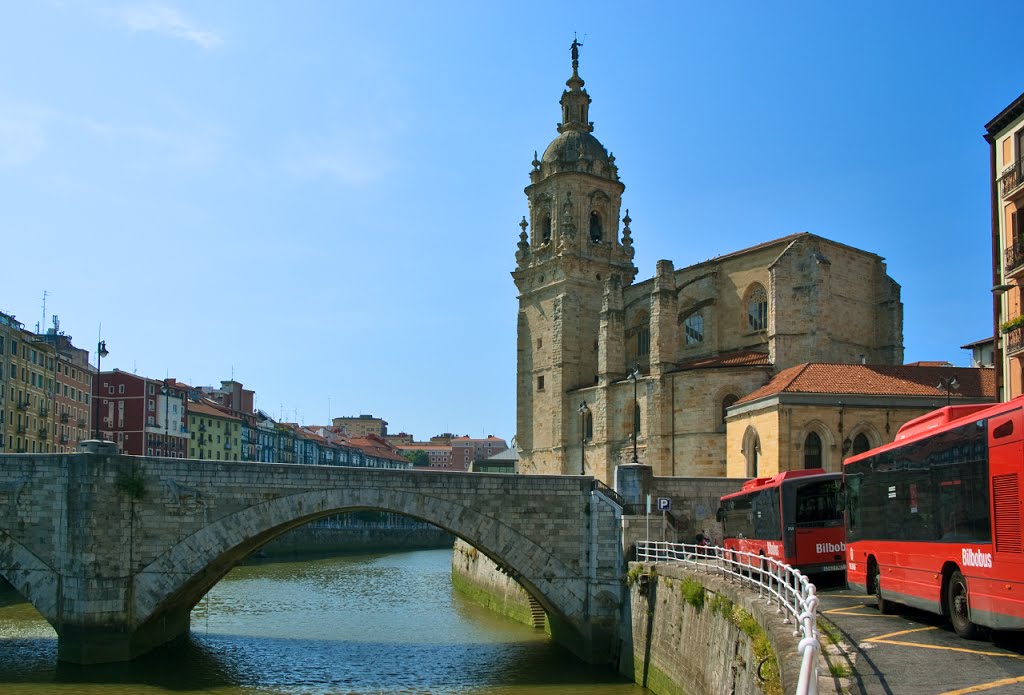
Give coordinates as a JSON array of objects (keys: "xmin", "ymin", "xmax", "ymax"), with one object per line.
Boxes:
[
  {"xmin": 513, "ymin": 46, "xmax": 904, "ymax": 482},
  {"xmin": 512, "ymin": 42, "xmax": 637, "ymax": 475}
]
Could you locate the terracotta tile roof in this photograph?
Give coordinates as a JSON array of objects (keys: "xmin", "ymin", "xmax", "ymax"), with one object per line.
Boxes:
[
  {"xmin": 676, "ymin": 350, "xmax": 772, "ymax": 371},
  {"xmin": 737, "ymin": 363, "xmax": 995, "ymax": 404},
  {"xmin": 188, "ymin": 399, "xmax": 241, "ymax": 420},
  {"xmin": 345, "ymin": 435, "xmax": 409, "ymax": 463}
]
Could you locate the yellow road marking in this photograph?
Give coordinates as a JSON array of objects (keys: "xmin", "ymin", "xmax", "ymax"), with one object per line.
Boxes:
[
  {"xmin": 865, "ymin": 638, "xmax": 1024, "ymax": 659},
  {"xmin": 864, "ymin": 626, "xmax": 937, "ymax": 641},
  {"xmin": 939, "ymin": 675, "xmax": 1024, "ymax": 694},
  {"xmin": 823, "ymin": 605, "xmax": 900, "ymax": 617}
]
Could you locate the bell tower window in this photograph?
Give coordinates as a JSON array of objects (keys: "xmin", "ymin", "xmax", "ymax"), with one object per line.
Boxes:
[
  {"xmin": 589, "ymin": 211, "xmax": 603, "ymax": 243},
  {"xmin": 541, "ymin": 215, "xmax": 552, "ymax": 244}
]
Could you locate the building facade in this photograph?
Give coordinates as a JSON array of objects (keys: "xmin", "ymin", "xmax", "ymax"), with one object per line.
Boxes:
[
  {"xmin": 514, "ymin": 48, "xmax": 904, "ymax": 483},
  {"xmin": 94, "ymin": 370, "xmax": 189, "ymax": 457},
  {"xmin": 1, "ymin": 312, "xmax": 93, "ymax": 454},
  {"xmin": 986, "ymin": 92, "xmax": 1024, "ymax": 401},
  {"xmin": 332, "ymin": 414, "xmax": 387, "ymax": 437},
  {"xmin": 725, "ymin": 363, "xmax": 994, "ymax": 477}
]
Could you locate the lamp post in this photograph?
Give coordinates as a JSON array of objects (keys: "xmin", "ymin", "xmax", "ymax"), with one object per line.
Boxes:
[
  {"xmin": 93, "ymin": 339, "xmax": 108, "ymax": 440},
  {"xmin": 627, "ymin": 364, "xmax": 640, "ymax": 463},
  {"xmin": 161, "ymin": 384, "xmax": 170, "ymax": 456},
  {"xmin": 578, "ymin": 401, "xmax": 589, "ymax": 475},
  {"xmin": 937, "ymin": 374, "xmax": 960, "ymax": 407}
]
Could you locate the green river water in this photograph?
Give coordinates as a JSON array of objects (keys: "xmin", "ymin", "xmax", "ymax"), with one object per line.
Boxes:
[{"xmin": 0, "ymin": 548, "xmax": 646, "ymax": 694}]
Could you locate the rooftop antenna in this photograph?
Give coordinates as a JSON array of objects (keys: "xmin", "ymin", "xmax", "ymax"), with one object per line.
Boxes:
[
  {"xmin": 328, "ymin": 396, "xmax": 331, "ymax": 422},
  {"xmin": 41, "ymin": 290, "xmax": 48, "ymax": 333}
]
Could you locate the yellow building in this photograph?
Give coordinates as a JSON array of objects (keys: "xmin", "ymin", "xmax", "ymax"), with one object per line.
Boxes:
[
  {"xmin": 188, "ymin": 398, "xmax": 241, "ymax": 461},
  {"xmin": 986, "ymin": 92, "xmax": 1024, "ymax": 401},
  {"xmin": 725, "ymin": 363, "xmax": 994, "ymax": 477}
]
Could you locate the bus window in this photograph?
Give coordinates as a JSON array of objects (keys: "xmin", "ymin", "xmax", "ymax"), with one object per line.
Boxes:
[{"xmin": 795, "ymin": 479, "xmax": 842, "ymax": 527}]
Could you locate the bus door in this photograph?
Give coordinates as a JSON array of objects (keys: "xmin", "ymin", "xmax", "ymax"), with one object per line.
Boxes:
[{"xmin": 786, "ymin": 476, "xmax": 844, "ymax": 569}]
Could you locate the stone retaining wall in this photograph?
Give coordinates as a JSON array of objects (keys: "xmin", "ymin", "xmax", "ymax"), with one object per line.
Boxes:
[
  {"xmin": 450, "ymin": 538, "xmax": 542, "ymax": 629},
  {"xmin": 624, "ymin": 562, "xmax": 804, "ymax": 695}
]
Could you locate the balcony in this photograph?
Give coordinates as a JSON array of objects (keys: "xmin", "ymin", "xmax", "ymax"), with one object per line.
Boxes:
[
  {"xmin": 1007, "ymin": 325, "xmax": 1024, "ymax": 356},
  {"xmin": 16, "ymin": 401, "xmax": 28, "ymax": 411},
  {"xmin": 60, "ymin": 412, "xmax": 69, "ymax": 423},
  {"xmin": 16, "ymin": 425, "xmax": 26, "ymax": 435},
  {"xmin": 1001, "ymin": 158, "xmax": 1024, "ymax": 199},
  {"xmin": 77, "ymin": 418, "xmax": 86, "ymax": 428},
  {"xmin": 60, "ymin": 435, "xmax": 69, "ymax": 444},
  {"xmin": 1007, "ymin": 240, "xmax": 1024, "ymax": 280},
  {"xmin": 224, "ymin": 442, "xmax": 232, "ymax": 450},
  {"xmin": 38, "ymin": 428, "xmax": 48, "ymax": 438},
  {"xmin": 38, "ymin": 407, "xmax": 49, "ymax": 418}
]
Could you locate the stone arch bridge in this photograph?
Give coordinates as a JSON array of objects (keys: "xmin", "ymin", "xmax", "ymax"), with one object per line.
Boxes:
[{"xmin": 0, "ymin": 453, "xmax": 624, "ymax": 664}]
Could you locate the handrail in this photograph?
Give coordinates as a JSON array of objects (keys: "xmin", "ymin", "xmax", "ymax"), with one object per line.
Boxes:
[
  {"xmin": 635, "ymin": 540, "xmax": 820, "ymax": 695},
  {"xmin": 592, "ymin": 479, "xmax": 624, "ymax": 506}
]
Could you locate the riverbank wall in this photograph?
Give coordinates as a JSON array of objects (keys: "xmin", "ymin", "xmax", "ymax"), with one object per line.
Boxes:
[
  {"xmin": 624, "ymin": 562, "xmax": 808, "ymax": 695},
  {"xmin": 451, "ymin": 538, "xmax": 545, "ymax": 630},
  {"xmin": 255, "ymin": 524, "xmax": 454, "ymax": 559}
]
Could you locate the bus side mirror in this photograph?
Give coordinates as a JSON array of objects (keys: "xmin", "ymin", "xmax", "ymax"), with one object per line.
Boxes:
[{"xmin": 715, "ymin": 507, "xmax": 724, "ymax": 522}]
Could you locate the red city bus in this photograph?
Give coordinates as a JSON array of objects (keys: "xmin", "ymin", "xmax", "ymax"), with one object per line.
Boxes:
[
  {"xmin": 844, "ymin": 398, "xmax": 1024, "ymax": 638},
  {"xmin": 717, "ymin": 469, "xmax": 846, "ymax": 575}
]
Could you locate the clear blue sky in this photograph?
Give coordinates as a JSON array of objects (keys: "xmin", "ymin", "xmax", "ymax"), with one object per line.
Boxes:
[{"xmin": 1, "ymin": 2, "xmax": 1016, "ymax": 442}]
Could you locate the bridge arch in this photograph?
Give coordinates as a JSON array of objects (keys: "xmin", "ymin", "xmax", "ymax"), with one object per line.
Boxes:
[
  {"xmin": 0, "ymin": 533, "xmax": 59, "ymax": 626},
  {"xmin": 132, "ymin": 486, "xmax": 583, "ymax": 653}
]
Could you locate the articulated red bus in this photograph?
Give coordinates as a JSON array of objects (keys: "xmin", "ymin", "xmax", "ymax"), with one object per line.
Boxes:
[
  {"xmin": 844, "ymin": 398, "xmax": 1024, "ymax": 638},
  {"xmin": 717, "ymin": 469, "xmax": 846, "ymax": 575}
]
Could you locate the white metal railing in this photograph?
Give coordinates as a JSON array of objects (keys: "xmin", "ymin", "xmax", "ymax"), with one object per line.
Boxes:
[{"xmin": 635, "ymin": 540, "xmax": 820, "ymax": 695}]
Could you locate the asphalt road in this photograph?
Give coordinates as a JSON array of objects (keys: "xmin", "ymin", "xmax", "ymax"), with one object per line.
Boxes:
[{"xmin": 815, "ymin": 575, "xmax": 1024, "ymax": 695}]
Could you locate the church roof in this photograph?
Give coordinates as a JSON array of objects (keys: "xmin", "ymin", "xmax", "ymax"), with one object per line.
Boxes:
[
  {"xmin": 736, "ymin": 363, "xmax": 995, "ymax": 404},
  {"xmin": 676, "ymin": 350, "xmax": 771, "ymax": 371}
]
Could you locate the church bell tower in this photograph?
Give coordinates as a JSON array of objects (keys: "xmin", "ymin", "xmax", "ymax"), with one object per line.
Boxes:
[{"xmin": 512, "ymin": 41, "xmax": 637, "ymax": 475}]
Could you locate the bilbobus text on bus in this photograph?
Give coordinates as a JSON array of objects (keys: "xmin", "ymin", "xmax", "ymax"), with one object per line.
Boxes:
[
  {"xmin": 844, "ymin": 398, "xmax": 1024, "ymax": 638},
  {"xmin": 717, "ymin": 468, "xmax": 845, "ymax": 575}
]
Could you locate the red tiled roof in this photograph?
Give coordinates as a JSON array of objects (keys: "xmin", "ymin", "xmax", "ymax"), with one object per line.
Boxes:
[
  {"xmin": 345, "ymin": 435, "xmax": 409, "ymax": 463},
  {"xmin": 737, "ymin": 363, "xmax": 995, "ymax": 404},
  {"xmin": 188, "ymin": 399, "xmax": 240, "ymax": 420},
  {"xmin": 677, "ymin": 350, "xmax": 772, "ymax": 371}
]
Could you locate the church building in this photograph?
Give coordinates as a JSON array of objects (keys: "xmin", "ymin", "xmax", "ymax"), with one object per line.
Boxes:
[{"xmin": 513, "ymin": 45, "xmax": 905, "ymax": 483}]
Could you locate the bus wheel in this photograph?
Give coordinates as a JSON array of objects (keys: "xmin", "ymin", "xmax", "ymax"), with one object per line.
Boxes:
[
  {"xmin": 873, "ymin": 563, "xmax": 893, "ymax": 615},
  {"xmin": 947, "ymin": 570, "xmax": 978, "ymax": 639}
]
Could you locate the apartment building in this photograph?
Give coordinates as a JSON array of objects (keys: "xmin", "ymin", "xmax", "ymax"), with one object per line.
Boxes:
[{"xmin": 987, "ymin": 91, "xmax": 1024, "ymax": 401}]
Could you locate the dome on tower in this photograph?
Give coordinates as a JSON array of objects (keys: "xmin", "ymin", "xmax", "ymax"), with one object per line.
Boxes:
[{"xmin": 542, "ymin": 129, "xmax": 610, "ymax": 166}]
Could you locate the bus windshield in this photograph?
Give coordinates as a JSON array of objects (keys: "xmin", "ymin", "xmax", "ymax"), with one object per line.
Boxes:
[{"xmin": 793, "ymin": 478, "xmax": 843, "ymax": 528}]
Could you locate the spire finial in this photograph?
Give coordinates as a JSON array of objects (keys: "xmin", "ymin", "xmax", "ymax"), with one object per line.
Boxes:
[{"xmin": 571, "ymin": 34, "xmax": 582, "ymax": 76}]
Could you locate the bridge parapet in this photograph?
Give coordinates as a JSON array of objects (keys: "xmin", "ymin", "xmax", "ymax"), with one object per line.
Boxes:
[{"xmin": 0, "ymin": 453, "xmax": 623, "ymax": 664}]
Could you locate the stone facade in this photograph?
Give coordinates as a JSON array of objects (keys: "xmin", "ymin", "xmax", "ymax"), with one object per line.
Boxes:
[
  {"xmin": 0, "ymin": 453, "xmax": 622, "ymax": 665},
  {"xmin": 514, "ymin": 51, "xmax": 903, "ymax": 483}
]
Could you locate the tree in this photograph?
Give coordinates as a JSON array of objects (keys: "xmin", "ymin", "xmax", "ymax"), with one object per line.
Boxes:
[{"xmin": 403, "ymin": 450, "xmax": 430, "ymax": 467}]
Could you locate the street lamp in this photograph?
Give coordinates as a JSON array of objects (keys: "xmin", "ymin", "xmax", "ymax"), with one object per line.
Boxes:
[
  {"xmin": 627, "ymin": 364, "xmax": 640, "ymax": 463},
  {"xmin": 93, "ymin": 339, "xmax": 108, "ymax": 440},
  {"xmin": 161, "ymin": 384, "xmax": 170, "ymax": 456},
  {"xmin": 578, "ymin": 401, "xmax": 589, "ymax": 475},
  {"xmin": 937, "ymin": 374, "xmax": 960, "ymax": 407}
]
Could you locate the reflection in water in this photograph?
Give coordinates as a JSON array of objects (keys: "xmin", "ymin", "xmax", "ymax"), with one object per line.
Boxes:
[{"xmin": 0, "ymin": 549, "xmax": 644, "ymax": 694}]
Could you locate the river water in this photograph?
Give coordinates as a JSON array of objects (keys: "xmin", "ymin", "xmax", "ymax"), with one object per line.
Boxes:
[{"xmin": 0, "ymin": 548, "xmax": 645, "ymax": 694}]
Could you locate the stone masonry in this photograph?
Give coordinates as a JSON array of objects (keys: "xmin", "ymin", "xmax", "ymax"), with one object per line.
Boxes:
[{"xmin": 0, "ymin": 453, "xmax": 623, "ymax": 664}]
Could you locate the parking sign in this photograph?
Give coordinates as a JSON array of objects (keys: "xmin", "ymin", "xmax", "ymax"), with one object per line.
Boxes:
[{"xmin": 657, "ymin": 497, "xmax": 671, "ymax": 511}]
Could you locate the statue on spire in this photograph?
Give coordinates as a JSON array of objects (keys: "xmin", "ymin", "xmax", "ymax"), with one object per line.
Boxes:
[{"xmin": 571, "ymin": 35, "xmax": 583, "ymax": 73}]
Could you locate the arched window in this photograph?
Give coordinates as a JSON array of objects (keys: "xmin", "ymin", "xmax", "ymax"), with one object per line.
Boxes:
[
  {"xmin": 627, "ymin": 309, "xmax": 650, "ymax": 363},
  {"xmin": 743, "ymin": 428, "xmax": 760, "ymax": 477},
  {"xmin": 589, "ymin": 211, "xmax": 603, "ymax": 243},
  {"xmin": 745, "ymin": 283, "xmax": 768, "ymax": 332},
  {"xmin": 684, "ymin": 312, "xmax": 704, "ymax": 345},
  {"xmin": 852, "ymin": 432, "xmax": 870, "ymax": 455},
  {"xmin": 541, "ymin": 215, "xmax": 552, "ymax": 244},
  {"xmin": 804, "ymin": 432, "xmax": 822, "ymax": 469},
  {"xmin": 721, "ymin": 394, "xmax": 739, "ymax": 426}
]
